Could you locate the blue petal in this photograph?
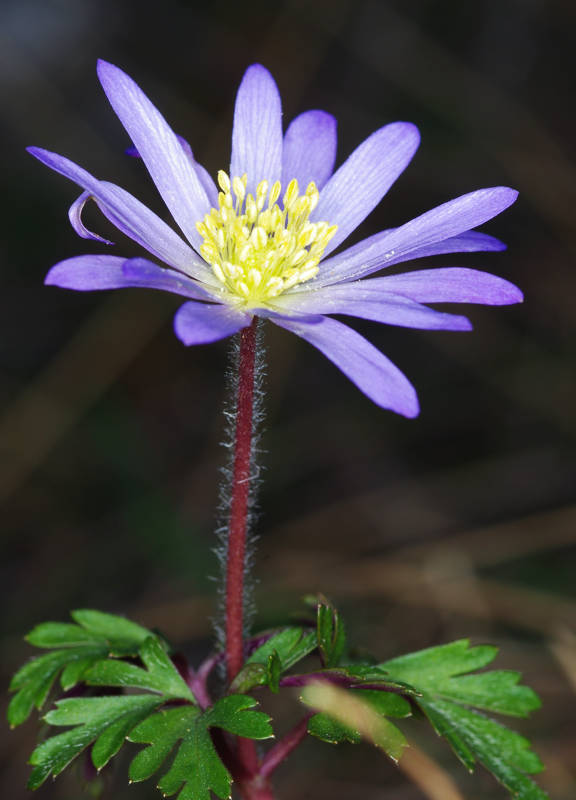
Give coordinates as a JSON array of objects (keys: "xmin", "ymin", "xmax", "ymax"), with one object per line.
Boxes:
[
  {"xmin": 230, "ymin": 64, "xmax": 283, "ymax": 194},
  {"xmin": 68, "ymin": 191, "xmax": 114, "ymax": 245},
  {"xmin": 28, "ymin": 146, "xmax": 214, "ymax": 284},
  {"xmin": 271, "ymin": 314, "xmax": 419, "ymax": 417},
  {"xmin": 97, "ymin": 60, "xmax": 211, "ymax": 252},
  {"xmin": 312, "ymin": 122, "xmax": 420, "ymax": 256},
  {"xmin": 361, "ymin": 267, "xmax": 523, "ymax": 305},
  {"xmin": 274, "ymin": 284, "xmax": 473, "ymax": 330},
  {"xmin": 312, "ymin": 187, "xmax": 518, "ymax": 287},
  {"xmin": 174, "ymin": 302, "xmax": 252, "ymax": 345},
  {"xmin": 282, "ymin": 110, "xmax": 337, "ymax": 190},
  {"xmin": 45, "ymin": 255, "xmax": 217, "ymax": 301}
]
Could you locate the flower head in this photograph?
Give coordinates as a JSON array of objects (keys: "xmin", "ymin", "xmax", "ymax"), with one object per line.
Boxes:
[{"xmin": 29, "ymin": 62, "xmax": 522, "ymax": 417}]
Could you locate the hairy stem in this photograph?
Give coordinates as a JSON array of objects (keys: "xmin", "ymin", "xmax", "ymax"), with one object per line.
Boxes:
[{"xmin": 226, "ymin": 318, "xmax": 258, "ymax": 683}]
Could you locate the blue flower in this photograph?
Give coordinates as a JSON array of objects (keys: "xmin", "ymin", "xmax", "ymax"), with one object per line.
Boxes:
[{"xmin": 29, "ymin": 62, "xmax": 521, "ymax": 417}]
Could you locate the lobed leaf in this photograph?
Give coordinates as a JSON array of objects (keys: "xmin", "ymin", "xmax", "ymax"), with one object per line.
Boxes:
[
  {"xmin": 8, "ymin": 647, "xmax": 108, "ymax": 727},
  {"xmin": 9, "ymin": 609, "xmax": 159, "ymax": 726},
  {"xmin": 381, "ymin": 639, "xmax": 548, "ymax": 799},
  {"xmin": 128, "ymin": 695, "xmax": 273, "ymax": 800},
  {"xmin": 28, "ymin": 695, "xmax": 162, "ymax": 788},
  {"xmin": 86, "ymin": 637, "xmax": 194, "ymax": 702}
]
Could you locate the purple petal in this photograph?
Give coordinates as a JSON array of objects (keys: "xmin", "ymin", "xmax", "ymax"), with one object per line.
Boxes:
[
  {"xmin": 312, "ymin": 187, "xmax": 518, "ymax": 286},
  {"xmin": 45, "ymin": 255, "xmax": 216, "ymax": 301},
  {"xmin": 282, "ymin": 110, "xmax": 337, "ymax": 191},
  {"xmin": 271, "ymin": 314, "xmax": 419, "ymax": 417},
  {"xmin": 274, "ymin": 284, "xmax": 472, "ymax": 331},
  {"xmin": 194, "ymin": 162, "xmax": 218, "ymax": 208},
  {"xmin": 68, "ymin": 191, "xmax": 114, "ymax": 245},
  {"xmin": 230, "ymin": 64, "xmax": 283, "ymax": 194},
  {"xmin": 174, "ymin": 301, "xmax": 251, "ymax": 345},
  {"xmin": 127, "ymin": 134, "xmax": 218, "ymax": 208},
  {"xmin": 312, "ymin": 122, "xmax": 420, "ymax": 256},
  {"xmin": 401, "ymin": 230, "xmax": 506, "ymax": 260},
  {"xmin": 96, "ymin": 60, "xmax": 210, "ymax": 252},
  {"xmin": 362, "ymin": 267, "xmax": 523, "ymax": 305},
  {"xmin": 28, "ymin": 147, "xmax": 214, "ymax": 284}
]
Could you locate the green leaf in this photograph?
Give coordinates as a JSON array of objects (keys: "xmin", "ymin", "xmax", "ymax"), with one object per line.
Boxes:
[
  {"xmin": 205, "ymin": 695, "xmax": 274, "ymax": 739},
  {"xmin": 266, "ymin": 651, "xmax": 282, "ymax": 693},
  {"xmin": 308, "ymin": 713, "xmax": 361, "ymax": 744},
  {"xmin": 86, "ymin": 637, "xmax": 194, "ymax": 702},
  {"xmin": 70, "ymin": 609, "xmax": 152, "ymax": 649},
  {"xmin": 381, "ymin": 639, "xmax": 548, "ymax": 799},
  {"xmin": 28, "ymin": 695, "xmax": 162, "ymax": 788},
  {"xmin": 307, "ymin": 688, "xmax": 410, "ymax": 745},
  {"xmin": 9, "ymin": 609, "xmax": 158, "ymax": 726},
  {"xmin": 317, "ymin": 599, "xmax": 346, "ymax": 668},
  {"xmin": 301, "ymin": 682, "xmax": 407, "ymax": 762},
  {"xmin": 246, "ymin": 627, "xmax": 317, "ymax": 672},
  {"xmin": 26, "ymin": 623, "xmax": 102, "ymax": 648},
  {"xmin": 8, "ymin": 647, "xmax": 108, "ymax": 727},
  {"xmin": 128, "ymin": 695, "xmax": 273, "ymax": 800}
]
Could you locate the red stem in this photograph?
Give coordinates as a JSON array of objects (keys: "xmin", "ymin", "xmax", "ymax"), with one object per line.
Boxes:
[
  {"xmin": 226, "ymin": 318, "xmax": 258, "ymax": 684},
  {"xmin": 224, "ymin": 320, "xmax": 261, "ymax": 789},
  {"xmin": 260, "ymin": 715, "xmax": 312, "ymax": 779}
]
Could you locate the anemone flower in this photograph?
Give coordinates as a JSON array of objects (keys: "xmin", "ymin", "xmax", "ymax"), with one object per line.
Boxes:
[{"xmin": 29, "ymin": 61, "xmax": 522, "ymax": 417}]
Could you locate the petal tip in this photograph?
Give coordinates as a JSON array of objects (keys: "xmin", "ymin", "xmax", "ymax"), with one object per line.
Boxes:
[
  {"xmin": 401, "ymin": 394, "xmax": 420, "ymax": 419},
  {"xmin": 96, "ymin": 59, "xmax": 116, "ymax": 77}
]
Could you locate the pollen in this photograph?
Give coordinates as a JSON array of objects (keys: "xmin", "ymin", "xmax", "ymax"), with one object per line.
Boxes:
[{"xmin": 196, "ymin": 172, "xmax": 337, "ymax": 306}]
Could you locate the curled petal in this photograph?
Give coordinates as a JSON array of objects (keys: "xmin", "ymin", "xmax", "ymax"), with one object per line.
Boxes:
[
  {"xmin": 230, "ymin": 64, "xmax": 283, "ymax": 193},
  {"xmin": 363, "ymin": 267, "xmax": 523, "ymax": 305},
  {"xmin": 174, "ymin": 301, "xmax": 251, "ymax": 345},
  {"xmin": 27, "ymin": 147, "xmax": 214, "ymax": 284},
  {"xmin": 275, "ymin": 285, "xmax": 472, "ymax": 331},
  {"xmin": 282, "ymin": 110, "xmax": 337, "ymax": 190},
  {"xmin": 68, "ymin": 191, "xmax": 114, "ymax": 245},
  {"xmin": 312, "ymin": 122, "xmax": 420, "ymax": 256},
  {"xmin": 45, "ymin": 255, "xmax": 216, "ymax": 301},
  {"xmin": 272, "ymin": 314, "xmax": 419, "ymax": 417},
  {"xmin": 97, "ymin": 60, "xmax": 211, "ymax": 252}
]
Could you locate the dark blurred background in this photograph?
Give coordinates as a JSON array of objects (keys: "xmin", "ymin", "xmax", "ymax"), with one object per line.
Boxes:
[{"xmin": 1, "ymin": 0, "xmax": 575, "ymax": 797}]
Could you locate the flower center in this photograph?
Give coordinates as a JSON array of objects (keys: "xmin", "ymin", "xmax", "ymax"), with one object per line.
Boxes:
[{"xmin": 196, "ymin": 171, "xmax": 337, "ymax": 306}]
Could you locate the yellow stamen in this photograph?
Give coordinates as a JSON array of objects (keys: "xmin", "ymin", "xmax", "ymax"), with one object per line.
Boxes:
[{"xmin": 196, "ymin": 173, "xmax": 337, "ymax": 306}]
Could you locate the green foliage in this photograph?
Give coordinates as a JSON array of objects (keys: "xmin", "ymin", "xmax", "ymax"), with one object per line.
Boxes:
[
  {"xmin": 381, "ymin": 639, "xmax": 548, "ymax": 800},
  {"xmin": 316, "ymin": 597, "xmax": 346, "ymax": 668},
  {"xmin": 307, "ymin": 686, "xmax": 412, "ymax": 748},
  {"xmin": 8, "ymin": 609, "xmax": 155, "ymax": 727},
  {"xmin": 28, "ymin": 695, "xmax": 163, "ymax": 789},
  {"xmin": 233, "ymin": 627, "xmax": 317, "ymax": 692},
  {"xmin": 246, "ymin": 627, "xmax": 317, "ymax": 671},
  {"xmin": 86, "ymin": 636, "xmax": 194, "ymax": 701},
  {"xmin": 302, "ymin": 683, "xmax": 410, "ymax": 762},
  {"xmin": 10, "ymin": 613, "xmax": 274, "ymax": 800},
  {"xmin": 128, "ymin": 696, "xmax": 273, "ymax": 800}
]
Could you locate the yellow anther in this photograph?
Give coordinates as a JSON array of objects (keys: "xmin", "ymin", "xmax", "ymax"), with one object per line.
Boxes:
[
  {"xmin": 283, "ymin": 179, "xmax": 299, "ymax": 209},
  {"xmin": 217, "ymin": 170, "xmax": 231, "ymax": 193},
  {"xmin": 266, "ymin": 277, "xmax": 284, "ymax": 296},
  {"xmin": 196, "ymin": 173, "xmax": 336, "ymax": 306},
  {"xmin": 269, "ymin": 181, "xmax": 281, "ymax": 206},
  {"xmin": 250, "ymin": 226, "xmax": 268, "ymax": 249},
  {"xmin": 248, "ymin": 268, "xmax": 262, "ymax": 288},
  {"xmin": 232, "ymin": 176, "xmax": 246, "ymax": 203}
]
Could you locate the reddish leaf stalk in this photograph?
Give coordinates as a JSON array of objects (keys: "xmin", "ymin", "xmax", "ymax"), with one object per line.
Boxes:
[{"xmin": 260, "ymin": 715, "xmax": 312, "ymax": 778}]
